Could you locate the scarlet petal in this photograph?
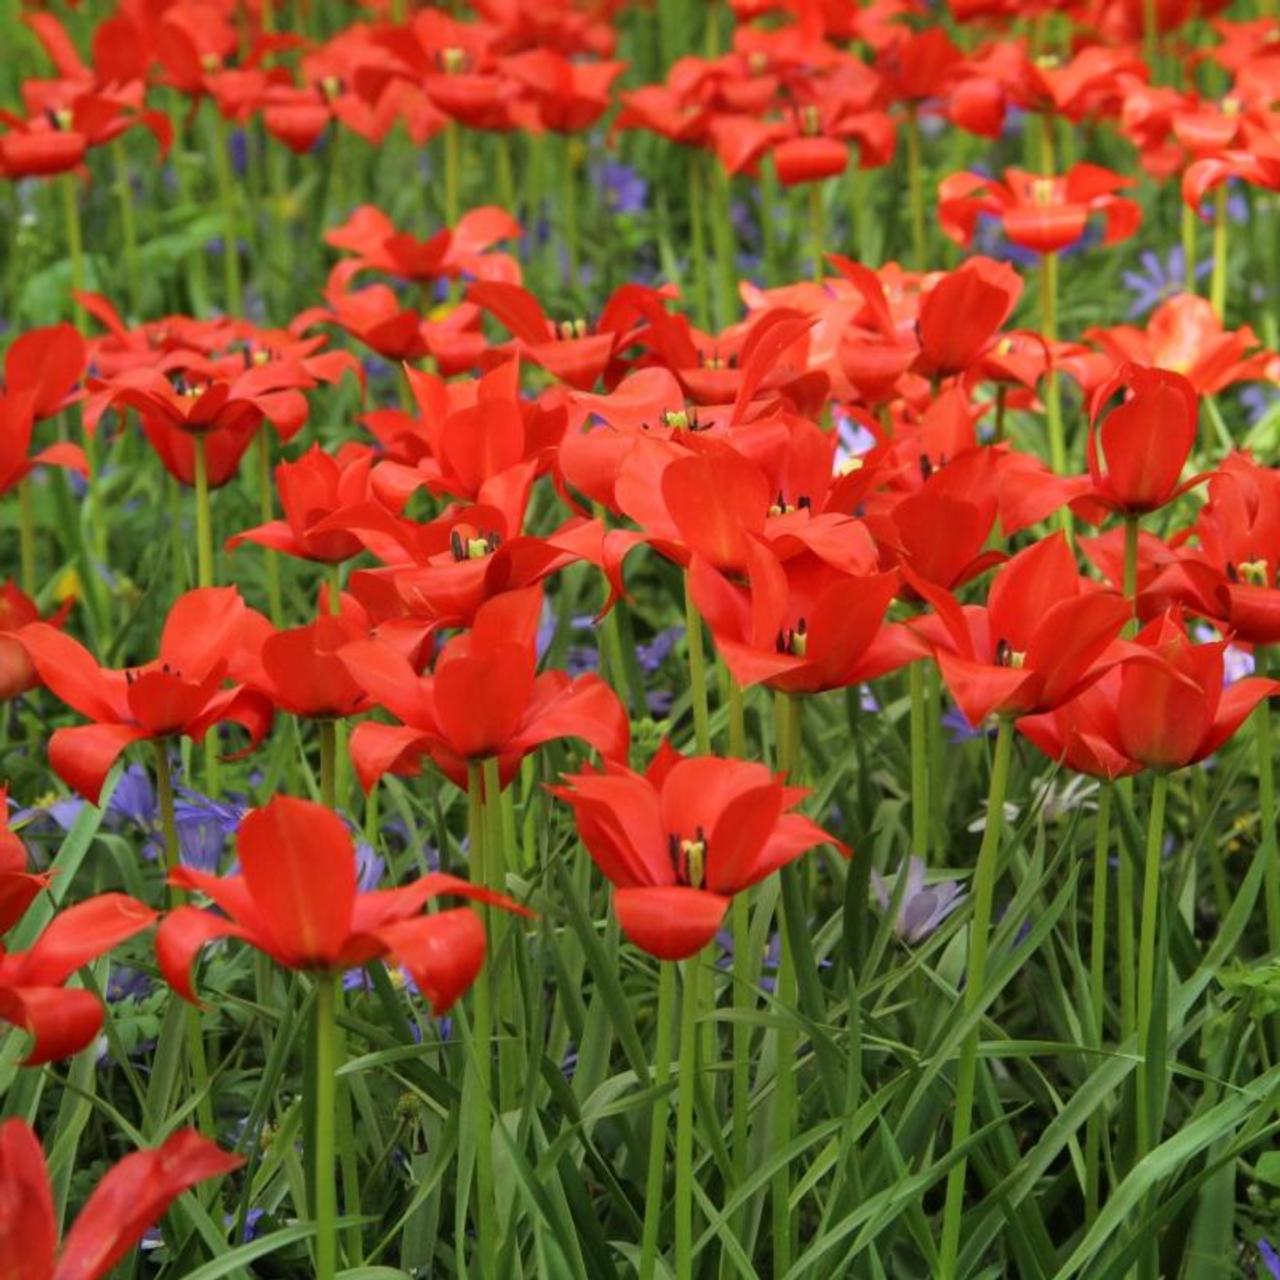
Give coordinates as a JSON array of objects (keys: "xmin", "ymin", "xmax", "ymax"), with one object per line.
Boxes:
[
  {"xmin": 433, "ymin": 646, "xmax": 533, "ymax": 760},
  {"xmin": 16, "ymin": 893, "xmax": 156, "ymax": 987},
  {"xmin": 0, "ymin": 985, "xmax": 104, "ymax": 1065},
  {"xmin": 154, "ymin": 907, "xmax": 250, "ymax": 1003},
  {"xmin": 347, "ymin": 722, "xmax": 433, "ymax": 791},
  {"xmin": 376, "ymin": 907, "xmax": 487, "ymax": 1013},
  {"xmin": 55, "ymin": 1130, "xmax": 243, "ymax": 1280},
  {"xmin": 48, "ymin": 723, "xmax": 151, "ymax": 805},
  {"xmin": 0, "ymin": 1119, "xmax": 57, "ymax": 1280},
  {"xmin": 237, "ymin": 797, "xmax": 357, "ymax": 968},
  {"xmin": 614, "ymin": 886, "xmax": 730, "ymax": 960}
]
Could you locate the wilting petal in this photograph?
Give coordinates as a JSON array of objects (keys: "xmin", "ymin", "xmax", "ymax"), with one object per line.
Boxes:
[{"xmin": 55, "ymin": 1131, "xmax": 243, "ymax": 1280}]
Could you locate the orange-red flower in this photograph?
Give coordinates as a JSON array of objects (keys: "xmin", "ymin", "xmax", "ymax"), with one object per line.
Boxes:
[
  {"xmin": 158, "ymin": 796, "xmax": 522, "ymax": 1011},
  {"xmin": 551, "ymin": 744, "xmax": 843, "ymax": 959},
  {"xmin": 0, "ymin": 1120, "xmax": 241, "ymax": 1280}
]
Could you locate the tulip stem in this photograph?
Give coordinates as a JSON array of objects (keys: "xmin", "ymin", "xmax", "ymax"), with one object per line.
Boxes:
[
  {"xmin": 18, "ymin": 477, "xmax": 36, "ymax": 598},
  {"xmin": 193, "ymin": 434, "xmax": 215, "ymax": 589},
  {"xmin": 938, "ymin": 713, "xmax": 1015, "ymax": 1280},
  {"xmin": 466, "ymin": 763, "xmax": 498, "ymax": 1279},
  {"xmin": 1040, "ymin": 249, "xmax": 1072, "ymax": 543},
  {"xmin": 712, "ymin": 163, "xmax": 738, "ymax": 329},
  {"xmin": 1256, "ymin": 686, "xmax": 1280, "ymax": 960},
  {"xmin": 209, "ymin": 109, "xmax": 243, "ymax": 315},
  {"xmin": 905, "ymin": 107, "xmax": 926, "ymax": 271},
  {"xmin": 909, "ymin": 660, "xmax": 930, "ymax": 859},
  {"xmin": 319, "ymin": 718, "xmax": 337, "ymax": 811},
  {"xmin": 562, "ymin": 139, "xmax": 579, "ymax": 286},
  {"xmin": 313, "ymin": 973, "xmax": 339, "ymax": 1280},
  {"xmin": 444, "ymin": 121, "xmax": 461, "ymax": 227},
  {"xmin": 674, "ymin": 954, "xmax": 700, "ymax": 1280},
  {"xmin": 639, "ymin": 960, "xmax": 676, "ymax": 1280},
  {"xmin": 809, "ymin": 180, "xmax": 825, "ymax": 283},
  {"xmin": 257, "ymin": 429, "xmax": 284, "ymax": 626},
  {"xmin": 683, "ymin": 574, "xmax": 712, "ymax": 755},
  {"xmin": 61, "ymin": 174, "xmax": 86, "ymax": 331},
  {"xmin": 482, "ymin": 754, "xmax": 517, "ymax": 1110},
  {"xmin": 688, "ymin": 151, "xmax": 711, "ymax": 330},
  {"xmin": 772, "ymin": 690, "xmax": 802, "ymax": 1275},
  {"xmin": 1084, "ymin": 783, "xmax": 1113, "ymax": 1226},
  {"xmin": 726, "ymin": 674, "xmax": 746, "ymax": 757},
  {"xmin": 1181, "ymin": 201, "xmax": 1198, "ymax": 294},
  {"xmin": 112, "ymin": 140, "xmax": 142, "ymax": 318},
  {"xmin": 1210, "ymin": 183, "xmax": 1228, "ymax": 321},
  {"xmin": 1123, "ymin": 515, "xmax": 1140, "ymax": 628}
]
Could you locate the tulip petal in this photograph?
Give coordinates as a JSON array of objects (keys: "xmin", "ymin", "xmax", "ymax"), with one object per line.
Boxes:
[{"xmin": 614, "ymin": 886, "xmax": 730, "ymax": 961}]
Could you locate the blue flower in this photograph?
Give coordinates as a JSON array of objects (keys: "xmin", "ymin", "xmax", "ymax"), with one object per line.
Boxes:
[
  {"xmin": 1120, "ymin": 246, "xmax": 1209, "ymax": 318},
  {"xmin": 872, "ymin": 856, "xmax": 965, "ymax": 943},
  {"xmin": 596, "ymin": 160, "xmax": 648, "ymax": 215},
  {"xmin": 636, "ymin": 626, "xmax": 682, "ymax": 675},
  {"xmin": 1260, "ymin": 1239, "xmax": 1280, "ymax": 1279}
]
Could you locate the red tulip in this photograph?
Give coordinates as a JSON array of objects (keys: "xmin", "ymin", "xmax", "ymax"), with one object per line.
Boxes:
[
  {"xmin": 19, "ymin": 588, "xmax": 272, "ymax": 803},
  {"xmin": 550, "ymin": 745, "xmax": 843, "ymax": 960},
  {"xmin": 2, "ymin": 323, "xmax": 85, "ymax": 421},
  {"xmin": 1072, "ymin": 362, "xmax": 1204, "ymax": 521},
  {"xmin": 913, "ymin": 257, "xmax": 1023, "ymax": 380},
  {"xmin": 0, "ymin": 791, "xmax": 48, "ymax": 934},
  {"xmin": 0, "ymin": 1118, "xmax": 241, "ymax": 1280},
  {"xmin": 0, "ymin": 893, "xmax": 156, "ymax": 1063},
  {"xmin": 227, "ymin": 442, "xmax": 374, "ymax": 565},
  {"xmin": 0, "ymin": 393, "xmax": 88, "ymax": 497},
  {"xmin": 690, "ymin": 541, "xmax": 915, "ymax": 695},
  {"xmin": 911, "ymin": 533, "xmax": 1132, "ymax": 726},
  {"xmin": 938, "ymin": 163, "xmax": 1142, "ymax": 254},
  {"xmin": 1023, "ymin": 611, "xmax": 1278, "ymax": 774},
  {"xmin": 341, "ymin": 585, "xmax": 630, "ymax": 790},
  {"xmin": 157, "ymin": 796, "xmax": 523, "ymax": 1011},
  {"xmin": 0, "ymin": 582, "xmax": 71, "ymax": 701}
]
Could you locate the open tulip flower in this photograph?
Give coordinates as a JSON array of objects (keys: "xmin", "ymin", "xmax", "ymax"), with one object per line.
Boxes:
[
  {"xmin": 0, "ymin": 1118, "xmax": 241, "ymax": 1280},
  {"xmin": 911, "ymin": 533, "xmax": 1132, "ymax": 727},
  {"xmin": 0, "ymin": 892, "xmax": 156, "ymax": 1063},
  {"xmin": 341, "ymin": 585, "xmax": 630, "ymax": 789},
  {"xmin": 938, "ymin": 162, "xmax": 1142, "ymax": 254},
  {"xmin": 158, "ymin": 796, "xmax": 524, "ymax": 1011},
  {"xmin": 19, "ymin": 588, "xmax": 272, "ymax": 803},
  {"xmin": 0, "ymin": 582, "xmax": 72, "ymax": 702},
  {"xmin": 551, "ymin": 744, "xmax": 844, "ymax": 959},
  {"xmin": 1021, "ymin": 611, "xmax": 1280, "ymax": 774}
]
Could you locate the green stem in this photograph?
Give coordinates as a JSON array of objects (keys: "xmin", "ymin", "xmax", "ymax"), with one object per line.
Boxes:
[
  {"xmin": 482, "ymin": 754, "xmax": 516, "ymax": 1112},
  {"xmin": 1135, "ymin": 772, "xmax": 1170, "ymax": 1168},
  {"xmin": 61, "ymin": 174, "xmax": 86, "ymax": 331},
  {"xmin": 1181, "ymin": 200, "xmax": 1198, "ymax": 293},
  {"xmin": 639, "ymin": 961, "xmax": 676, "ymax": 1280},
  {"xmin": 1040, "ymin": 250, "xmax": 1071, "ymax": 542},
  {"xmin": 210, "ymin": 108, "xmax": 243, "ymax": 314},
  {"xmin": 313, "ymin": 974, "xmax": 339, "ymax": 1280},
  {"xmin": 938, "ymin": 715, "xmax": 1015, "ymax": 1279},
  {"xmin": 319, "ymin": 719, "xmax": 337, "ymax": 811},
  {"xmin": 562, "ymin": 139, "xmax": 579, "ymax": 286},
  {"xmin": 1084, "ymin": 783, "xmax": 1113, "ymax": 1226},
  {"xmin": 152, "ymin": 738, "xmax": 181, "ymax": 889},
  {"xmin": 1123, "ymin": 514, "xmax": 1140, "ymax": 628},
  {"xmin": 444, "ymin": 121, "xmax": 461, "ymax": 227},
  {"xmin": 18, "ymin": 477, "xmax": 35, "ymax": 598},
  {"xmin": 467, "ymin": 763, "xmax": 497, "ymax": 1278},
  {"xmin": 711, "ymin": 164, "xmax": 738, "ymax": 330},
  {"xmin": 683, "ymin": 574, "xmax": 712, "ymax": 755},
  {"xmin": 772, "ymin": 690, "xmax": 801, "ymax": 1275},
  {"xmin": 675, "ymin": 954, "xmax": 700, "ymax": 1280},
  {"xmin": 112, "ymin": 140, "xmax": 142, "ymax": 317},
  {"xmin": 726, "ymin": 674, "xmax": 745, "ymax": 757},
  {"xmin": 809, "ymin": 179, "xmax": 825, "ymax": 283},
  {"xmin": 1210, "ymin": 183, "xmax": 1228, "ymax": 320},
  {"xmin": 1038, "ymin": 111, "xmax": 1056, "ymax": 178},
  {"xmin": 193, "ymin": 434, "xmax": 215, "ymax": 589},
  {"xmin": 257, "ymin": 429, "xmax": 284, "ymax": 625},
  {"xmin": 1257, "ymin": 686, "xmax": 1280, "ymax": 958},
  {"xmin": 688, "ymin": 151, "xmax": 710, "ymax": 329},
  {"xmin": 909, "ymin": 659, "xmax": 930, "ymax": 859},
  {"xmin": 905, "ymin": 108, "xmax": 926, "ymax": 271}
]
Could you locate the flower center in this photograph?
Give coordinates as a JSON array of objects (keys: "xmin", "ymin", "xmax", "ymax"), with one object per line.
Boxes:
[
  {"xmin": 439, "ymin": 47, "xmax": 469, "ymax": 74},
  {"xmin": 1232, "ymin": 558, "xmax": 1272, "ymax": 587},
  {"xmin": 556, "ymin": 318, "xmax": 588, "ymax": 340},
  {"xmin": 799, "ymin": 105, "xmax": 822, "ymax": 137},
  {"xmin": 776, "ymin": 618, "xmax": 808, "ymax": 657},
  {"xmin": 1031, "ymin": 177, "xmax": 1057, "ymax": 206},
  {"xmin": 450, "ymin": 529, "xmax": 501, "ymax": 561},
  {"xmin": 668, "ymin": 829, "xmax": 707, "ymax": 888},
  {"xmin": 995, "ymin": 638, "xmax": 1027, "ymax": 668}
]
